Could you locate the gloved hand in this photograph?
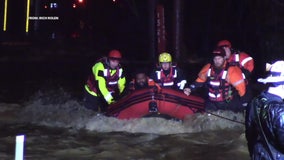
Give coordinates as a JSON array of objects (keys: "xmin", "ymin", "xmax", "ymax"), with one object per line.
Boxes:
[
  {"xmin": 183, "ymin": 88, "xmax": 191, "ymax": 96},
  {"xmin": 240, "ymin": 96, "xmax": 249, "ymax": 107},
  {"xmin": 242, "ymin": 102, "xmax": 248, "ymax": 107},
  {"xmin": 107, "ymin": 98, "xmax": 115, "ymax": 105},
  {"xmin": 183, "ymin": 84, "xmax": 197, "ymax": 96}
]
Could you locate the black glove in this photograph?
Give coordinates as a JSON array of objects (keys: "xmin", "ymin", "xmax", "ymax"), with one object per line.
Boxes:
[
  {"xmin": 187, "ymin": 82, "xmax": 203, "ymax": 92},
  {"xmin": 240, "ymin": 96, "xmax": 249, "ymax": 107}
]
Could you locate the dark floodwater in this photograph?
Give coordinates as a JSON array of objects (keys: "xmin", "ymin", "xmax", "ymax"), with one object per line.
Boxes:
[
  {"xmin": 0, "ymin": 101, "xmax": 249, "ymax": 160},
  {"xmin": 0, "ymin": 45, "xmax": 250, "ymax": 159}
]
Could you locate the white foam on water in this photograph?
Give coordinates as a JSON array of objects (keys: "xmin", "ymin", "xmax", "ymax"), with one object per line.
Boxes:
[
  {"xmin": 85, "ymin": 116, "xmax": 186, "ymax": 134},
  {"xmin": 183, "ymin": 110, "xmax": 245, "ymax": 132},
  {"xmin": 14, "ymin": 88, "xmax": 245, "ymax": 135}
]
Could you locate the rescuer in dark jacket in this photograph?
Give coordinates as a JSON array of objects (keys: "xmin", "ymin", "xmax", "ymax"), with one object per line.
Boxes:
[
  {"xmin": 245, "ymin": 60, "xmax": 284, "ymax": 160},
  {"xmin": 150, "ymin": 52, "xmax": 187, "ymax": 90}
]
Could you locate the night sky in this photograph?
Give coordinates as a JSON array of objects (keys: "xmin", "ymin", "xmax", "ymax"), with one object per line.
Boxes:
[
  {"xmin": 1, "ymin": 0, "xmax": 284, "ymax": 60},
  {"xmin": 1, "ymin": 0, "xmax": 284, "ymax": 102}
]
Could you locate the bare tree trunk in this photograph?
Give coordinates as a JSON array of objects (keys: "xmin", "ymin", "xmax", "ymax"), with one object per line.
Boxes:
[
  {"xmin": 173, "ymin": 0, "xmax": 183, "ymax": 61},
  {"xmin": 148, "ymin": 0, "xmax": 157, "ymax": 61},
  {"xmin": 156, "ymin": 4, "xmax": 166, "ymax": 55}
]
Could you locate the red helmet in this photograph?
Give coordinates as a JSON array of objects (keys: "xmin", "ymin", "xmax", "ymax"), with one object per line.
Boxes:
[
  {"xmin": 108, "ymin": 50, "xmax": 122, "ymax": 59},
  {"xmin": 217, "ymin": 40, "xmax": 232, "ymax": 48}
]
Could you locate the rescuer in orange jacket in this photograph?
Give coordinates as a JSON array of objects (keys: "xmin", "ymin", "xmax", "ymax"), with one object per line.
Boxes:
[
  {"xmin": 217, "ymin": 39, "xmax": 254, "ymax": 106},
  {"xmin": 217, "ymin": 39, "xmax": 254, "ymax": 77},
  {"xmin": 184, "ymin": 47, "xmax": 246, "ymax": 112},
  {"xmin": 128, "ymin": 69, "xmax": 161, "ymax": 93},
  {"xmin": 83, "ymin": 49, "xmax": 126, "ymax": 112}
]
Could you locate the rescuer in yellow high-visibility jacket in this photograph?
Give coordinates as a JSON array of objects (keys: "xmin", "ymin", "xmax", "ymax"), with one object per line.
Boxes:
[{"xmin": 84, "ymin": 49, "xmax": 126, "ymax": 112}]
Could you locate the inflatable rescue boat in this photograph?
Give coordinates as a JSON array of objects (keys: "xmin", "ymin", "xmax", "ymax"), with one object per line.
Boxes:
[{"xmin": 106, "ymin": 88, "xmax": 205, "ymax": 120}]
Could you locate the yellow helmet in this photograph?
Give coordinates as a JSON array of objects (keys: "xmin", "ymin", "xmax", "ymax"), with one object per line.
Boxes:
[{"xmin": 159, "ymin": 52, "xmax": 172, "ymax": 63}]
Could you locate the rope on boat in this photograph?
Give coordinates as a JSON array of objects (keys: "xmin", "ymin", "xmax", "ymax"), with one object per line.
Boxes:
[{"xmin": 202, "ymin": 110, "xmax": 245, "ymax": 125}]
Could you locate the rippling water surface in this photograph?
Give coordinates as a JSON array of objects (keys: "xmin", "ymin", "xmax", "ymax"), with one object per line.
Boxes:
[
  {"xmin": 0, "ymin": 47, "xmax": 251, "ymax": 160},
  {"xmin": 0, "ymin": 89, "xmax": 249, "ymax": 160}
]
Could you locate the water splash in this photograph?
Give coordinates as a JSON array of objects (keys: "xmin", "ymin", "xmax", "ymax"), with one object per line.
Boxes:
[
  {"xmin": 14, "ymin": 88, "xmax": 245, "ymax": 135},
  {"xmin": 183, "ymin": 110, "xmax": 245, "ymax": 132},
  {"xmin": 0, "ymin": 88, "xmax": 249, "ymax": 159}
]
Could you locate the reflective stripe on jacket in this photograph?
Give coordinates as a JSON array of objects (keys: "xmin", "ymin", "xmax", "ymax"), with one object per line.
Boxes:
[
  {"xmin": 156, "ymin": 67, "xmax": 177, "ymax": 87},
  {"xmin": 206, "ymin": 67, "xmax": 232, "ymax": 102},
  {"xmin": 228, "ymin": 52, "xmax": 254, "ymax": 73},
  {"xmin": 154, "ymin": 66, "xmax": 187, "ymax": 90},
  {"xmin": 196, "ymin": 62, "xmax": 246, "ymax": 100},
  {"xmin": 85, "ymin": 61, "xmax": 126, "ymax": 104}
]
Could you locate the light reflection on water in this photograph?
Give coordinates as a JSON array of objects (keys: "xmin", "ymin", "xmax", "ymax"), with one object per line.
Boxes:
[
  {"xmin": 0, "ymin": 124, "xmax": 249, "ymax": 160},
  {"xmin": 0, "ymin": 90, "xmax": 250, "ymax": 160}
]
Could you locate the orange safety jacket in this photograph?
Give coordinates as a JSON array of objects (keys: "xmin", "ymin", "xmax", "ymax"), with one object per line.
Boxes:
[
  {"xmin": 228, "ymin": 51, "xmax": 254, "ymax": 73},
  {"xmin": 196, "ymin": 62, "xmax": 246, "ymax": 102}
]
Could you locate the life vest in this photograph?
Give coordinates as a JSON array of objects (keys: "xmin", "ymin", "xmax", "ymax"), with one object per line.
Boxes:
[
  {"xmin": 229, "ymin": 52, "xmax": 254, "ymax": 80},
  {"xmin": 86, "ymin": 59, "xmax": 123, "ymax": 95},
  {"xmin": 227, "ymin": 53, "xmax": 247, "ymax": 80},
  {"xmin": 230, "ymin": 52, "xmax": 253, "ymax": 68},
  {"xmin": 228, "ymin": 53, "xmax": 240, "ymax": 66},
  {"xmin": 155, "ymin": 66, "xmax": 177, "ymax": 87},
  {"xmin": 207, "ymin": 65, "xmax": 234, "ymax": 102}
]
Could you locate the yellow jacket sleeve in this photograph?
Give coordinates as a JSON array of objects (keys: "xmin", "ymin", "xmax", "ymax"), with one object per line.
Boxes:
[
  {"xmin": 92, "ymin": 62, "xmax": 114, "ymax": 104},
  {"xmin": 118, "ymin": 75, "xmax": 126, "ymax": 94}
]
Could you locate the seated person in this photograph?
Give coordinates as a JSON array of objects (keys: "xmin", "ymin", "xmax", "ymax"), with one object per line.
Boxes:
[{"xmin": 128, "ymin": 69, "xmax": 160, "ymax": 92}]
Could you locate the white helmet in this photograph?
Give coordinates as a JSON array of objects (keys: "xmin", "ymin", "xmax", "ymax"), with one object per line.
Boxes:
[{"xmin": 258, "ymin": 60, "xmax": 284, "ymax": 85}]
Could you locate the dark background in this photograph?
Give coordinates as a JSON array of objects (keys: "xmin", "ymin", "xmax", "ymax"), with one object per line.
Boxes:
[{"xmin": 1, "ymin": 0, "xmax": 284, "ymax": 102}]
